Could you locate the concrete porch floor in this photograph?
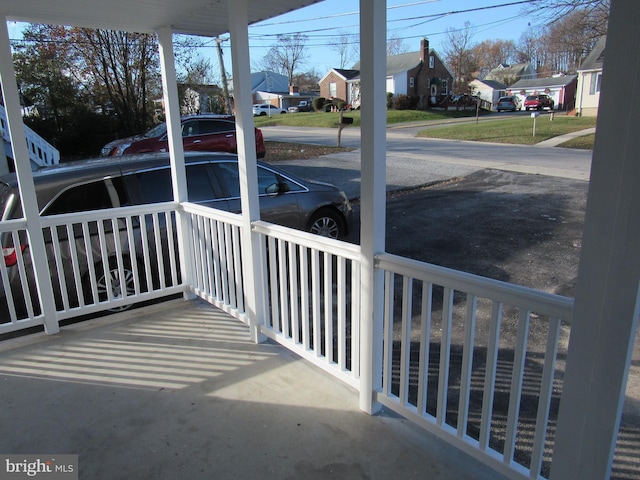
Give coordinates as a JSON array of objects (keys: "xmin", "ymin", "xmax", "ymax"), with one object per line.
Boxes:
[{"xmin": 0, "ymin": 298, "xmax": 509, "ymax": 480}]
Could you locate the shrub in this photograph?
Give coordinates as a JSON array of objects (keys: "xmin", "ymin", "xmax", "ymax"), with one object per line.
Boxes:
[
  {"xmin": 393, "ymin": 94, "xmax": 419, "ymax": 110},
  {"xmin": 323, "ymin": 97, "xmax": 346, "ymax": 112},
  {"xmin": 313, "ymin": 97, "xmax": 325, "ymax": 111},
  {"xmin": 387, "ymin": 92, "xmax": 394, "ymax": 109}
]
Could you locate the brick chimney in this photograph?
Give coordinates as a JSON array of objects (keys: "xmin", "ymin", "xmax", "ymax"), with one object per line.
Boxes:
[
  {"xmin": 420, "ymin": 38, "xmax": 430, "ymax": 63},
  {"xmin": 289, "ymin": 85, "xmax": 299, "ymax": 95}
]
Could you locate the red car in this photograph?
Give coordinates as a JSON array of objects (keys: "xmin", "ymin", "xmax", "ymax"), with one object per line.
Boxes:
[
  {"xmin": 524, "ymin": 94, "xmax": 554, "ymax": 111},
  {"xmin": 101, "ymin": 115, "xmax": 266, "ymax": 158}
]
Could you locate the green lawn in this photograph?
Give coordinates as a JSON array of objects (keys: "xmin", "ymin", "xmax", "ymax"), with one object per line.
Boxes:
[
  {"xmin": 253, "ymin": 109, "xmax": 483, "ymax": 128},
  {"xmin": 558, "ymin": 132, "xmax": 596, "ymax": 150},
  {"xmin": 416, "ymin": 115, "xmax": 597, "ymax": 146},
  {"xmin": 253, "ymin": 109, "xmax": 597, "ymax": 149}
]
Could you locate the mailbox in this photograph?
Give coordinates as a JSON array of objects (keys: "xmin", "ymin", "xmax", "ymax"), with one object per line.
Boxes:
[
  {"xmin": 341, "ymin": 116, "xmax": 353, "ymax": 125},
  {"xmin": 530, "ymin": 112, "xmax": 540, "ymax": 118}
]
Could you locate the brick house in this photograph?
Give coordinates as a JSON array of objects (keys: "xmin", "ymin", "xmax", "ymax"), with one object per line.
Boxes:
[{"xmin": 318, "ymin": 38, "xmax": 453, "ymax": 109}]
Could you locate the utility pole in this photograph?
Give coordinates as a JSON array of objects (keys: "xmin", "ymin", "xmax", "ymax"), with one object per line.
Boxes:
[{"xmin": 216, "ymin": 37, "xmax": 233, "ymax": 115}]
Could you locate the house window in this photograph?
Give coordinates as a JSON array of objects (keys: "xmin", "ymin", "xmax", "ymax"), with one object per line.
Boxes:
[
  {"xmin": 442, "ymin": 80, "xmax": 448, "ymax": 95},
  {"xmin": 429, "ymin": 56, "xmax": 435, "ymax": 68},
  {"xmin": 589, "ymin": 72, "xmax": 602, "ymax": 95},
  {"xmin": 409, "ymin": 77, "xmax": 414, "ymax": 88},
  {"xmin": 329, "ymin": 82, "xmax": 337, "ymax": 98}
]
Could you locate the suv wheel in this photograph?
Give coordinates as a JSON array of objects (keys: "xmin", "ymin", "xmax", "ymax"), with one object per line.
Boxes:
[
  {"xmin": 86, "ymin": 256, "xmax": 138, "ymax": 312},
  {"xmin": 308, "ymin": 209, "xmax": 344, "ymax": 239}
]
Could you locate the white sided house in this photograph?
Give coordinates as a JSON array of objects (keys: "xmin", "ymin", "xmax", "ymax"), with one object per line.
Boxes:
[{"xmin": 576, "ymin": 36, "xmax": 606, "ymax": 117}]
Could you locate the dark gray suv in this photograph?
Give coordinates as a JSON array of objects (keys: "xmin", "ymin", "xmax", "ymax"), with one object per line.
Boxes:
[{"xmin": 0, "ymin": 152, "xmax": 352, "ymax": 316}]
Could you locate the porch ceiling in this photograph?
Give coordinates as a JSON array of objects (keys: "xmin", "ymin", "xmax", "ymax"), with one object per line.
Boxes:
[{"xmin": 1, "ymin": 0, "xmax": 322, "ymax": 36}]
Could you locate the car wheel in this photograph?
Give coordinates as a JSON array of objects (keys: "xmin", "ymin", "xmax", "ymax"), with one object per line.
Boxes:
[
  {"xmin": 259, "ymin": 112, "xmax": 266, "ymax": 116},
  {"xmin": 85, "ymin": 256, "xmax": 138, "ymax": 312},
  {"xmin": 308, "ymin": 209, "xmax": 344, "ymax": 239}
]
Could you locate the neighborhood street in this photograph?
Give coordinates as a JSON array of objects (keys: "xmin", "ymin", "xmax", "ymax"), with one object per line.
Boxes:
[{"xmin": 260, "ymin": 124, "xmax": 593, "ymax": 200}]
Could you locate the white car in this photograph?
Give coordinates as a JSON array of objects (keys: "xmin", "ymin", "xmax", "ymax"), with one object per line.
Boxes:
[{"xmin": 253, "ymin": 104, "xmax": 287, "ymax": 116}]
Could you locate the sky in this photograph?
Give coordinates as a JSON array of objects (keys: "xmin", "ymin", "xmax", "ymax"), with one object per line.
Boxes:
[
  {"xmin": 6, "ymin": 0, "xmax": 546, "ymax": 80},
  {"xmin": 234, "ymin": 0, "xmax": 545, "ymax": 76}
]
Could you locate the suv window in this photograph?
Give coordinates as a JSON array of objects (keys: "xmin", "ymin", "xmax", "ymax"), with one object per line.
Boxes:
[
  {"xmin": 213, "ymin": 161, "xmax": 305, "ymax": 198},
  {"xmin": 129, "ymin": 164, "xmax": 219, "ymax": 204},
  {"xmin": 43, "ymin": 177, "xmax": 128, "ymax": 216},
  {"xmin": 198, "ymin": 120, "xmax": 235, "ymax": 135},
  {"xmin": 182, "ymin": 120, "xmax": 199, "ymax": 137}
]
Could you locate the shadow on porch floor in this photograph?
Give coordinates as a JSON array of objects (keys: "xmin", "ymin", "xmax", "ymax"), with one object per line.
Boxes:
[{"xmin": 0, "ymin": 298, "xmax": 509, "ymax": 479}]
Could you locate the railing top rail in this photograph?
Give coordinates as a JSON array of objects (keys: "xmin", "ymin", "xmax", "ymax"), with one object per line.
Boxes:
[
  {"xmin": 252, "ymin": 220, "xmax": 361, "ymax": 261},
  {"xmin": 0, "ymin": 217, "xmax": 28, "ymax": 232},
  {"xmin": 180, "ymin": 202, "xmax": 244, "ymax": 227},
  {"xmin": 38, "ymin": 201, "xmax": 177, "ymax": 227},
  {"xmin": 377, "ymin": 251, "xmax": 574, "ymax": 319}
]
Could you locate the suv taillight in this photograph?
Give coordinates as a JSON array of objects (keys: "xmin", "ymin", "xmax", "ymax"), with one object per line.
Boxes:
[{"xmin": 3, "ymin": 245, "xmax": 26, "ymax": 267}]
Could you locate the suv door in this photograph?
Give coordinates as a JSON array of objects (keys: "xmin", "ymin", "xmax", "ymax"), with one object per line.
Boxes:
[
  {"xmin": 183, "ymin": 119, "xmax": 237, "ymax": 154},
  {"xmin": 212, "ymin": 161, "xmax": 303, "ymax": 229}
]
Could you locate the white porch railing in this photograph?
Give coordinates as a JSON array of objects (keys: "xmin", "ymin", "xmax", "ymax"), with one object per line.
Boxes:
[
  {"xmin": 1, "ymin": 203, "xmax": 576, "ymax": 480},
  {"xmin": 0, "ymin": 203, "xmax": 182, "ymax": 332},
  {"xmin": 0, "ymin": 104, "xmax": 60, "ymax": 169},
  {"xmin": 375, "ymin": 253, "xmax": 573, "ymax": 480}
]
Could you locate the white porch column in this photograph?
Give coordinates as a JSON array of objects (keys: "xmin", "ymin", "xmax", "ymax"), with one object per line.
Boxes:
[
  {"xmin": 358, "ymin": 0, "xmax": 387, "ymax": 414},
  {"xmin": 551, "ymin": 1, "xmax": 640, "ymax": 478},
  {"xmin": 228, "ymin": 0, "xmax": 265, "ymax": 343},
  {"xmin": 156, "ymin": 26, "xmax": 195, "ymax": 300},
  {"xmin": 0, "ymin": 19, "xmax": 59, "ymax": 334}
]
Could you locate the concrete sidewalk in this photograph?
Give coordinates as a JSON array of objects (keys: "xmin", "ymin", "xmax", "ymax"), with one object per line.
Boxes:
[
  {"xmin": 0, "ymin": 299, "xmax": 508, "ymax": 480},
  {"xmin": 533, "ymin": 127, "xmax": 596, "ymax": 147}
]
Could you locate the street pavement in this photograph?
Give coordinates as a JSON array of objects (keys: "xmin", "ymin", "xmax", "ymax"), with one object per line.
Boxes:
[{"xmin": 261, "ymin": 123, "xmax": 594, "ymax": 200}]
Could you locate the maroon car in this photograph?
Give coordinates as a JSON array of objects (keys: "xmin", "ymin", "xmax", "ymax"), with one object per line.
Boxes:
[
  {"xmin": 101, "ymin": 115, "xmax": 266, "ymax": 158},
  {"xmin": 524, "ymin": 94, "xmax": 554, "ymax": 111}
]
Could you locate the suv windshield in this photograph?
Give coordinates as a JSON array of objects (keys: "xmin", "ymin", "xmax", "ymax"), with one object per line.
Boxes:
[{"xmin": 144, "ymin": 123, "xmax": 167, "ymax": 138}]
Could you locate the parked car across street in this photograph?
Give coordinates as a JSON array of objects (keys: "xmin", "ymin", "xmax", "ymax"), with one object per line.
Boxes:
[
  {"xmin": 496, "ymin": 96, "xmax": 521, "ymax": 112},
  {"xmin": 288, "ymin": 100, "xmax": 313, "ymax": 113},
  {"xmin": 253, "ymin": 104, "xmax": 287, "ymax": 116},
  {"xmin": 100, "ymin": 115, "xmax": 266, "ymax": 158},
  {"xmin": 524, "ymin": 94, "xmax": 554, "ymax": 111}
]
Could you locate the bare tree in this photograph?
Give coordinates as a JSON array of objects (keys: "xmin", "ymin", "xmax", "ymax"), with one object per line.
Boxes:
[
  {"xmin": 472, "ymin": 39, "xmax": 517, "ymax": 79},
  {"xmin": 262, "ymin": 34, "xmax": 308, "ymax": 85},
  {"xmin": 331, "ymin": 30, "xmax": 358, "ymax": 68},
  {"xmin": 441, "ymin": 22, "xmax": 477, "ymax": 94},
  {"xmin": 70, "ymin": 28, "xmax": 161, "ymax": 135},
  {"xmin": 517, "ymin": 9, "xmax": 601, "ymax": 76},
  {"xmin": 387, "ymin": 32, "xmax": 409, "ymax": 56},
  {"xmin": 525, "ymin": 0, "xmax": 610, "ymax": 39},
  {"xmin": 291, "ymin": 69, "xmax": 321, "ymax": 92}
]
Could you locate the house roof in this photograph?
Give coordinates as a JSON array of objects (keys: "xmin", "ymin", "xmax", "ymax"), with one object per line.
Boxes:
[
  {"xmin": 351, "ymin": 51, "xmax": 420, "ymax": 76},
  {"xmin": 2, "ymin": 0, "xmax": 320, "ymax": 37},
  {"xmin": 251, "ymin": 71, "xmax": 289, "ymax": 94},
  {"xmin": 579, "ymin": 36, "xmax": 606, "ymax": 71},
  {"xmin": 485, "ymin": 63, "xmax": 532, "ymax": 80},
  {"xmin": 334, "ymin": 69, "xmax": 361, "ymax": 81},
  {"xmin": 510, "ymin": 75, "xmax": 578, "ymax": 90},
  {"xmin": 351, "ymin": 49, "xmax": 447, "ymax": 78},
  {"xmin": 471, "ymin": 79, "xmax": 508, "ymax": 90}
]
